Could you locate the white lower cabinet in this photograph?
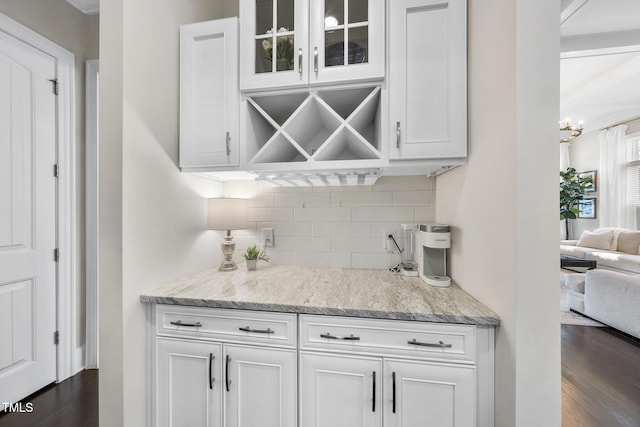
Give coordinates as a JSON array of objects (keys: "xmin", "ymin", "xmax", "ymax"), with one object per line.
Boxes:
[
  {"xmin": 383, "ymin": 359, "xmax": 475, "ymax": 427},
  {"xmin": 151, "ymin": 305, "xmax": 493, "ymax": 427},
  {"xmin": 224, "ymin": 345, "xmax": 297, "ymax": 427},
  {"xmin": 156, "ymin": 338, "xmax": 223, "ymax": 427},
  {"xmin": 299, "ymin": 352, "xmax": 382, "ymax": 427}
]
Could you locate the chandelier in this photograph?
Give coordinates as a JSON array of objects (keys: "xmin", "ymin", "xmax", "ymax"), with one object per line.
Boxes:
[{"xmin": 559, "ymin": 119, "xmax": 583, "ymax": 143}]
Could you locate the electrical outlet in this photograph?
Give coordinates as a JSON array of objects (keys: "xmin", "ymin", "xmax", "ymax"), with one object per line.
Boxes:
[
  {"xmin": 382, "ymin": 229, "xmax": 389, "ymax": 251},
  {"xmin": 262, "ymin": 228, "xmax": 274, "ymax": 247}
]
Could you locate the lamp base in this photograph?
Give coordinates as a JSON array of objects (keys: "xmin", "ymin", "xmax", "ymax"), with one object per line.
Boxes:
[{"xmin": 219, "ymin": 234, "xmax": 238, "ymax": 271}]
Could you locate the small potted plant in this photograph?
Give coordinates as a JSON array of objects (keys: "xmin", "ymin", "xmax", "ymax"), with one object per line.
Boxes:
[{"xmin": 243, "ymin": 245, "xmax": 260, "ymax": 271}]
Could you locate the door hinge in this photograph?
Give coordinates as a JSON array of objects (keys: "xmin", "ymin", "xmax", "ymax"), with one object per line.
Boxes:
[
  {"xmin": 54, "ymin": 164, "xmax": 59, "ymax": 178},
  {"xmin": 48, "ymin": 78, "xmax": 59, "ymax": 95},
  {"xmin": 54, "ymin": 331, "xmax": 59, "ymax": 345},
  {"xmin": 54, "ymin": 248, "xmax": 59, "ymax": 262}
]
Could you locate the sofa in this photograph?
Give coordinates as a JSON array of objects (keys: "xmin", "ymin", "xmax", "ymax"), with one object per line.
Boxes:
[
  {"xmin": 566, "ymin": 269, "xmax": 640, "ymax": 339},
  {"xmin": 560, "ymin": 227, "xmax": 640, "ymax": 274}
]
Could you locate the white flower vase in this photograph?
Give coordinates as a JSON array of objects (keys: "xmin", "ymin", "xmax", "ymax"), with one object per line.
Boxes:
[{"xmin": 246, "ymin": 259, "xmax": 258, "ymax": 271}]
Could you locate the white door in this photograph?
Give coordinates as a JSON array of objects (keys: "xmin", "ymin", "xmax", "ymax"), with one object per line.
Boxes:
[
  {"xmin": 156, "ymin": 338, "xmax": 223, "ymax": 427},
  {"xmin": 384, "ymin": 359, "xmax": 476, "ymax": 427},
  {"xmin": 388, "ymin": 0, "xmax": 467, "ymax": 160},
  {"xmin": 0, "ymin": 31, "xmax": 57, "ymax": 403},
  {"xmin": 299, "ymin": 352, "xmax": 382, "ymax": 427},
  {"xmin": 224, "ymin": 344, "xmax": 297, "ymax": 427}
]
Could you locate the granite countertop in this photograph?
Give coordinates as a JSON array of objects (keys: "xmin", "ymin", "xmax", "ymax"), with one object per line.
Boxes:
[{"xmin": 140, "ymin": 265, "xmax": 500, "ymax": 326}]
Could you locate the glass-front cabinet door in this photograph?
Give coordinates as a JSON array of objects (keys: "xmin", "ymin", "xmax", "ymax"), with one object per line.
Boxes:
[
  {"xmin": 309, "ymin": 0, "xmax": 385, "ymax": 85},
  {"xmin": 240, "ymin": 0, "xmax": 309, "ymax": 91},
  {"xmin": 241, "ymin": 0, "xmax": 384, "ymax": 91}
]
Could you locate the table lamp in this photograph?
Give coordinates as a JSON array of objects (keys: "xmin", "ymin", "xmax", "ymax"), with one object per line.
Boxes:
[{"xmin": 207, "ymin": 197, "xmax": 249, "ymax": 271}]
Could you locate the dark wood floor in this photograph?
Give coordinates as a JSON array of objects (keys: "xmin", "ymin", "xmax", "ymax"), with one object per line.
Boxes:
[
  {"xmin": 0, "ymin": 327, "xmax": 638, "ymax": 426},
  {"xmin": 0, "ymin": 369, "xmax": 98, "ymax": 427},
  {"xmin": 562, "ymin": 324, "xmax": 640, "ymax": 427}
]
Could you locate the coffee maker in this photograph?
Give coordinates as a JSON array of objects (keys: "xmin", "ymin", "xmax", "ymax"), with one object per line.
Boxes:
[{"xmin": 417, "ymin": 224, "xmax": 451, "ymax": 287}]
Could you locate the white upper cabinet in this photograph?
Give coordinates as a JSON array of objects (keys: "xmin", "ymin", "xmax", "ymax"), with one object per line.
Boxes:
[
  {"xmin": 240, "ymin": 0, "xmax": 385, "ymax": 91},
  {"xmin": 388, "ymin": 0, "xmax": 467, "ymax": 160},
  {"xmin": 180, "ymin": 18, "xmax": 240, "ymax": 170}
]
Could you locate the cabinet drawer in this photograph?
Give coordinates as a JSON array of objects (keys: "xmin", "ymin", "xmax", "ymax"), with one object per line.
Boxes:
[
  {"xmin": 300, "ymin": 315, "xmax": 476, "ymax": 363},
  {"xmin": 156, "ymin": 305, "xmax": 296, "ymax": 348}
]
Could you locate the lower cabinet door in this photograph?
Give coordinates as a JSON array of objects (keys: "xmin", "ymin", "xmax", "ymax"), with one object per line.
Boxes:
[
  {"xmin": 156, "ymin": 338, "xmax": 223, "ymax": 427},
  {"xmin": 223, "ymin": 344, "xmax": 297, "ymax": 427},
  {"xmin": 384, "ymin": 359, "xmax": 476, "ymax": 427},
  {"xmin": 300, "ymin": 352, "xmax": 383, "ymax": 427}
]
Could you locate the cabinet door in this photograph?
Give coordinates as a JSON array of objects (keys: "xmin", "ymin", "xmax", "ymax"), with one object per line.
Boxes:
[
  {"xmin": 300, "ymin": 352, "xmax": 382, "ymax": 427},
  {"xmin": 388, "ymin": 0, "xmax": 467, "ymax": 160},
  {"xmin": 180, "ymin": 18, "xmax": 239, "ymax": 170},
  {"xmin": 384, "ymin": 359, "xmax": 475, "ymax": 427},
  {"xmin": 309, "ymin": 0, "xmax": 385, "ymax": 85},
  {"xmin": 156, "ymin": 338, "xmax": 222, "ymax": 427},
  {"xmin": 240, "ymin": 0, "xmax": 309, "ymax": 91},
  {"xmin": 224, "ymin": 344, "xmax": 297, "ymax": 427}
]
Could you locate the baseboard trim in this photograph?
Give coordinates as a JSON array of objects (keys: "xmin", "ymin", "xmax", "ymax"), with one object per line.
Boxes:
[{"xmin": 74, "ymin": 346, "xmax": 86, "ymax": 375}]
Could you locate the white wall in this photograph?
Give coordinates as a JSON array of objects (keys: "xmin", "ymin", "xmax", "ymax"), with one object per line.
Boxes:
[
  {"xmin": 223, "ymin": 176, "xmax": 435, "ymax": 269},
  {"xmin": 99, "ymin": 1, "xmax": 225, "ymax": 426},
  {"xmin": 435, "ymin": 0, "xmax": 560, "ymax": 426},
  {"xmin": 0, "ymin": 0, "xmax": 99, "ymax": 352}
]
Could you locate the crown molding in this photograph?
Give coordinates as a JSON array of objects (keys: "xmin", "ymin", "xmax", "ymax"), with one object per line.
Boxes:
[{"xmin": 65, "ymin": 0, "xmax": 99, "ymax": 15}]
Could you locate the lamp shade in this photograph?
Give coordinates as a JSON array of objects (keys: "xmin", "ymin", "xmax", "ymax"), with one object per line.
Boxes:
[{"xmin": 207, "ymin": 198, "xmax": 249, "ymax": 230}]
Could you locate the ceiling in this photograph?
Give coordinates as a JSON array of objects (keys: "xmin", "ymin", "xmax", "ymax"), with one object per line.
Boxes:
[{"xmin": 560, "ymin": 0, "xmax": 640, "ymax": 133}]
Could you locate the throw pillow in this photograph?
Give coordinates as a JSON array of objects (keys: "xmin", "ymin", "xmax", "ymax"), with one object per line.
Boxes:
[
  {"xmin": 593, "ymin": 227, "xmax": 626, "ymax": 250},
  {"xmin": 616, "ymin": 231, "xmax": 640, "ymax": 255},
  {"xmin": 576, "ymin": 230, "xmax": 615, "ymax": 251}
]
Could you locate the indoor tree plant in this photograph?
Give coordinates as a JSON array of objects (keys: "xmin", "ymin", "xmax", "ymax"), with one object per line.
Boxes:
[{"xmin": 560, "ymin": 167, "xmax": 593, "ymax": 239}]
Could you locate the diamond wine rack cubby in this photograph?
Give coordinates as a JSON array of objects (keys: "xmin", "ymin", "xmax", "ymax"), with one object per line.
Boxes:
[{"xmin": 243, "ymin": 85, "xmax": 384, "ymax": 171}]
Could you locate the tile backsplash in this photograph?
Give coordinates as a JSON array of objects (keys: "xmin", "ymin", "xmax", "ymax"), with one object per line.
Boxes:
[{"xmin": 224, "ymin": 176, "xmax": 436, "ymax": 270}]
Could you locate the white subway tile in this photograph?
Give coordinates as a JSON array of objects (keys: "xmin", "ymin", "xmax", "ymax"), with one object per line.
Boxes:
[
  {"xmin": 248, "ymin": 208, "xmax": 294, "ymax": 222},
  {"xmin": 275, "ymin": 236, "xmax": 331, "ymax": 252},
  {"xmin": 393, "ymin": 191, "xmax": 435, "ymax": 206},
  {"xmin": 331, "ymin": 237, "xmax": 385, "ymax": 253},
  {"xmin": 415, "ymin": 207, "xmax": 436, "ymax": 223},
  {"xmin": 370, "ymin": 222, "xmax": 407, "ymax": 237},
  {"xmin": 352, "ymin": 207, "xmax": 414, "ymax": 222},
  {"xmin": 257, "ymin": 222, "xmax": 312, "ymax": 237},
  {"xmin": 313, "ymin": 222, "xmax": 371, "ymax": 237},
  {"xmin": 351, "ymin": 252, "xmax": 402, "ymax": 270},
  {"xmin": 331, "ymin": 191, "xmax": 392, "ymax": 207},
  {"xmin": 248, "ymin": 192, "xmax": 275, "ymax": 208},
  {"xmin": 275, "ymin": 192, "xmax": 331, "ymax": 208},
  {"xmin": 294, "ymin": 207, "xmax": 351, "ymax": 222},
  {"xmin": 293, "ymin": 252, "xmax": 351, "ymax": 268},
  {"xmin": 373, "ymin": 176, "xmax": 434, "ymax": 191},
  {"xmin": 258, "ymin": 250, "xmax": 294, "ymax": 266}
]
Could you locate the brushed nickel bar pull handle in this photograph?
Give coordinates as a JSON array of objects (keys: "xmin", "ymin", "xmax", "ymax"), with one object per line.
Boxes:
[
  {"xmin": 392, "ymin": 372, "xmax": 396, "ymax": 414},
  {"xmin": 239, "ymin": 326, "xmax": 274, "ymax": 334},
  {"xmin": 298, "ymin": 48, "xmax": 303, "ymax": 75},
  {"xmin": 169, "ymin": 320, "xmax": 202, "ymax": 328},
  {"xmin": 396, "ymin": 122, "xmax": 401, "ymax": 148},
  {"xmin": 407, "ymin": 338, "xmax": 452, "ymax": 348},
  {"xmin": 372, "ymin": 371, "xmax": 376, "ymax": 412},
  {"xmin": 320, "ymin": 332, "xmax": 360, "ymax": 341},
  {"xmin": 226, "ymin": 131, "xmax": 231, "ymax": 156},
  {"xmin": 314, "ymin": 47, "xmax": 318, "ymax": 73},
  {"xmin": 225, "ymin": 355, "xmax": 230, "ymax": 392},
  {"xmin": 209, "ymin": 353, "xmax": 214, "ymax": 390}
]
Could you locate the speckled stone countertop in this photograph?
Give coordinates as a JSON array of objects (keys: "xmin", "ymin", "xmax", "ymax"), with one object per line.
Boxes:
[{"xmin": 140, "ymin": 265, "xmax": 500, "ymax": 326}]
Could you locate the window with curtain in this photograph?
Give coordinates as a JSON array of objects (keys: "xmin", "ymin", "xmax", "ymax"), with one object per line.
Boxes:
[{"xmin": 625, "ymin": 134, "xmax": 640, "ymax": 229}]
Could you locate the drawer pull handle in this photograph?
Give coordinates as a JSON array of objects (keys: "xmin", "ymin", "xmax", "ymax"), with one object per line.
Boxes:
[
  {"xmin": 392, "ymin": 372, "xmax": 396, "ymax": 414},
  {"xmin": 320, "ymin": 332, "xmax": 360, "ymax": 341},
  {"xmin": 407, "ymin": 338, "xmax": 452, "ymax": 348},
  {"xmin": 170, "ymin": 320, "xmax": 202, "ymax": 328},
  {"xmin": 209, "ymin": 353, "xmax": 215, "ymax": 390},
  {"xmin": 239, "ymin": 326, "xmax": 274, "ymax": 334},
  {"xmin": 225, "ymin": 355, "xmax": 230, "ymax": 392},
  {"xmin": 372, "ymin": 371, "xmax": 376, "ymax": 412}
]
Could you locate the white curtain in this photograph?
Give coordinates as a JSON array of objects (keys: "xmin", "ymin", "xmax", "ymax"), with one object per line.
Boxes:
[
  {"xmin": 560, "ymin": 142, "xmax": 570, "ymax": 171},
  {"xmin": 599, "ymin": 125, "xmax": 628, "ymax": 227}
]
